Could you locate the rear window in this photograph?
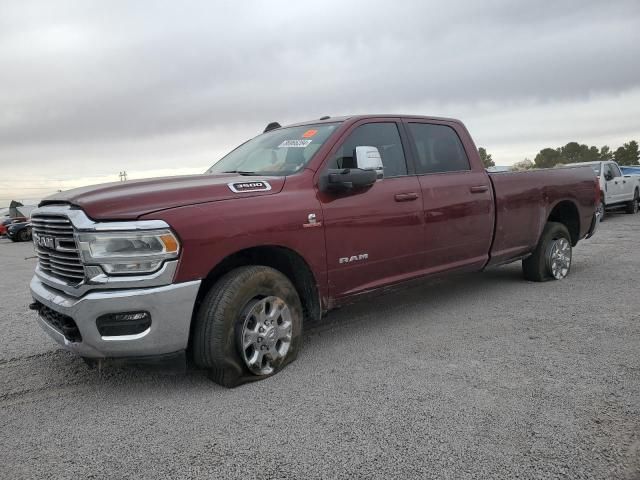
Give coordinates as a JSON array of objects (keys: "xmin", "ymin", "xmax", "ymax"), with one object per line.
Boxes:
[{"xmin": 408, "ymin": 123, "xmax": 471, "ymax": 174}]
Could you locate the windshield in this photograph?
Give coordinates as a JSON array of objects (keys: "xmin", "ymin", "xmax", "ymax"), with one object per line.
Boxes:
[{"xmin": 207, "ymin": 123, "xmax": 340, "ymax": 176}]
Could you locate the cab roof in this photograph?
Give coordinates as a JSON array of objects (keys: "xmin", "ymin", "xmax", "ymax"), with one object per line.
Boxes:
[{"xmin": 282, "ymin": 114, "xmax": 463, "ymax": 128}]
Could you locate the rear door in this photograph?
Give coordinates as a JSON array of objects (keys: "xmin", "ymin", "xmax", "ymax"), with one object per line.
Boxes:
[
  {"xmin": 612, "ymin": 163, "xmax": 634, "ymax": 202},
  {"xmin": 317, "ymin": 120, "xmax": 424, "ymax": 298},
  {"xmin": 605, "ymin": 162, "xmax": 626, "ymax": 203},
  {"xmin": 403, "ymin": 120, "xmax": 494, "ymax": 273}
]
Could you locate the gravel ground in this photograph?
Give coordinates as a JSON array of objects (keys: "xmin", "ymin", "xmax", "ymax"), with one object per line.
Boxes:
[{"xmin": 1, "ymin": 213, "xmax": 639, "ymax": 480}]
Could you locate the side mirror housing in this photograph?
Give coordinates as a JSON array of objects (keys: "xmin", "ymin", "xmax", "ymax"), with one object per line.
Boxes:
[
  {"xmin": 320, "ymin": 146, "xmax": 384, "ymax": 192},
  {"xmin": 354, "ymin": 146, "xmax": 384, "ymax": 178},
  {"xmin": 604, "ymin": 173, "xmax": 613, "ymax": 181}
]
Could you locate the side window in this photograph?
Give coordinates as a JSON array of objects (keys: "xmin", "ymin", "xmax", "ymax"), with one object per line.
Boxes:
[
  {"xmin": 610, "ymin": 164, "xmax": 622, "ymax": 177},
  {"xmin": 408, "ymin": 123, "xmax": 471, "ymax": 174},
  {"xmin": 330, "ymin": 123, "xmax": 408, "ymax": 177},
  {"xmin": 604, "ymin": 164, "xmax": 613, "ymax": 179}
]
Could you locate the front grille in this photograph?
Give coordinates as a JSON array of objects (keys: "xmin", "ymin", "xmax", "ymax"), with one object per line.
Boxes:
[
  {"xmin": 32, "ymin": 214, "xmax": 85, "ymax": 284},
  {"xmin": 31, "ymin": 300, "xmax": 82, "ymax": 342}
]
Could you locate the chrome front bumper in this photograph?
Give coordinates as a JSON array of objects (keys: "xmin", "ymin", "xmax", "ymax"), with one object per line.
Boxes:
[{"xmin": 30, "ymin": 276, "xmax": 201, "ymax": 358}]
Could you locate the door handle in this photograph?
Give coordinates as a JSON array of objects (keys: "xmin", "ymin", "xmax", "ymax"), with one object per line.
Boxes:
[
  {"xmin": 614, "ymin": 181, "xmax": 618, "ymax": 184},
  {"xmin": 470, "ymin": 185, "xmax": 489, "ymax": 193},
  {"xmin": 394, "ymin": 192, "xmax": 419, "ymax": 202}
]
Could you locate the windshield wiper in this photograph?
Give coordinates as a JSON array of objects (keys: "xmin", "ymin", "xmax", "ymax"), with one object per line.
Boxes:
[{"xmin": 221, "ymin": 170, "xmax": 258, "ymax": 176}]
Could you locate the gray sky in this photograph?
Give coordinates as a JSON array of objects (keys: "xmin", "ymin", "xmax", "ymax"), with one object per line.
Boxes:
[{"xmin": 1, "ymin": 0, "xmax": 640, "ymax": 205}]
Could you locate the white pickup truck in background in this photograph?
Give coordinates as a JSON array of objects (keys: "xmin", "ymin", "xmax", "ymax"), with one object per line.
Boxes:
[{"xmin": 573, "ymin": 161, "xmax": 640, "ymax": 219}]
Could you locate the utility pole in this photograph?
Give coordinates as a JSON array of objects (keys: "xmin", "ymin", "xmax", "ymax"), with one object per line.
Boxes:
[{"xmin": 119, "ymin": 171, "xmax": 128, "ymax": 182}]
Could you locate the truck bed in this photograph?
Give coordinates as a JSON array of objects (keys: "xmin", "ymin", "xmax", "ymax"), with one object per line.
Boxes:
[{"xmin": 486, "ymin": 167, "xmax": 597, "ymax": 267}]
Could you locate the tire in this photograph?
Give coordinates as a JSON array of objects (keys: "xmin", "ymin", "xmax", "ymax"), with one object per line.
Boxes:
[
  {"xmin": 625, "ymin": 189, "xmax": 639, "ymax": 214},
  {"xmin": 18, "ymin": 228, "xmax": 31, "ymax": 242},
  {"xmin": 192, "ymin": 266, "xmax": 303, "ymax": 387},
  {"xmin": 522, "ymin": 222, "xmax": 572, "ymax": 282}
]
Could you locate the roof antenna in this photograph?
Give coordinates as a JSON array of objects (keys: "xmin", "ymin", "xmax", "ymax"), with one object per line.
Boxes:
[{"xmin": 264, "ymin": 122, "xmax": 281, "ymax": 133}]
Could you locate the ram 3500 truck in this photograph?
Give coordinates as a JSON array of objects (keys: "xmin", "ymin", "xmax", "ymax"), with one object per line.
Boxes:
[{"xmin": 29, "ymin": 115, "xmax": 600, "ymax": 387}]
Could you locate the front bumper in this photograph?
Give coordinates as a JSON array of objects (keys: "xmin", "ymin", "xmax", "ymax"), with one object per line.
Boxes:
[{"xmin": 30, "ymin": 276, "xmax": 201, "ymax": 358}]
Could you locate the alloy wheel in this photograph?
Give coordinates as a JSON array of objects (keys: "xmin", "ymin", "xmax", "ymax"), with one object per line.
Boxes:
[
  {"xmin": 239, "ymin": 296, "xmax": 293, "ymax": 375},
  {"xmin": 546, "ymin": 237, "xmax": 571, "ymax": 279}
]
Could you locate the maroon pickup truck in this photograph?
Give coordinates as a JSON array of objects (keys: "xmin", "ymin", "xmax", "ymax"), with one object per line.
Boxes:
[{"xmin": 29, "ymin": 115, "xmax": 600, "ymax": 387}]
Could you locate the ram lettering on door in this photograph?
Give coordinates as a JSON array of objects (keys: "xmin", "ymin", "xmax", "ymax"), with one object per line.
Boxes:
[{"xmin": 339, "ymin": 254, "xmax": 369, "ymax": 264}]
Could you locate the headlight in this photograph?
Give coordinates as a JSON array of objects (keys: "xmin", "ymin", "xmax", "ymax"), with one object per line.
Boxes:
[{"xmin": 77, "ymin": 230, "xmax": 180, "ymax": 275}]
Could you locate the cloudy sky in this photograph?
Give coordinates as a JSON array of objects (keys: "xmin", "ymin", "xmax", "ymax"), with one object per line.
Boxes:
[{"xmin": 1, "ymin": 0, "xmax": 639, "ymax": 205}]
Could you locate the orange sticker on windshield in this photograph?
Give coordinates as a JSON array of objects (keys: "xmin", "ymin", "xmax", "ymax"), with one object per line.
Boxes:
[{"xmin": 302, "ymin": 129, "xmax": 318, "ymax": 138}]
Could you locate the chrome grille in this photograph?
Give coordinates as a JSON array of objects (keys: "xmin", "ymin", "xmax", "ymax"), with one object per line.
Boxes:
[{"xmin": 32, "ymin": 214, "xmax": 85, "ymax": 284}]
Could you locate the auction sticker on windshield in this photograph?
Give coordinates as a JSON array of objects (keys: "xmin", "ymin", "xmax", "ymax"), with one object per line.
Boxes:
[
  {"xmin": 302, "ymin": 129, "xmax": 318, "ymax": 138},
  {"xmin": 278, "ymin": 139, "xmax": 312, "ymax": 148}
]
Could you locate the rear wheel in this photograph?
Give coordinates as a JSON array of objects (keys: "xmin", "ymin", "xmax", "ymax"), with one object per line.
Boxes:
[
  {"xmin": 522, "ymin": 222, "xmax": 572, "ymax": 282},
  {"xmin": 625, "ymin": 190, "xmax": 639, "ymax": 214},
  {"xmin": 192, "ymin": 266, "xmax": 302, "ymax": 387}
]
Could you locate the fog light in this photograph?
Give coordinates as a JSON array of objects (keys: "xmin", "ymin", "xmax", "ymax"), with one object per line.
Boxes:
[{"xmin": 96, "ymin": 311, "xmax": 151, "ymax": 337}]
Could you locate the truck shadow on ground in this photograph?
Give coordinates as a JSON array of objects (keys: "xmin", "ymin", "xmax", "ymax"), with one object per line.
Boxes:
[{"xmin": 2, "ymin": 264, "xmax": 534, "ymax": 399}]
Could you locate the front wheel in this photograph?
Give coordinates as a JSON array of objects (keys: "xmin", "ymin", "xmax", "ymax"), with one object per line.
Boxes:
[
  {"xmin": 625, "ymin": 190, "xmax": 639, "ymax": 214},
  {"xmin": 192, "ymin": 266, "xmax": 303, "ymax": 387},
  {"xmin": 18, "ymin": 228, "xmax": 31, "ymax": 242},
  {"xmin": 522, "ymin": 222, "xmax": 572, "ymax": 282}
]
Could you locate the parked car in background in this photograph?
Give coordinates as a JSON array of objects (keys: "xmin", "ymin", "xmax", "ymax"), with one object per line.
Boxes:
[
  {"xmin": 620, "ymin": 166, "xmax": 640, "ymax": 176},
  {"xmin": 486, "ymin": 165, "xmax": 512, "ymax": 173},
  {"xmin": 0, "ymin": 216, "xmax": 27, "ymax": 236},
  {"xmin": 0, "ymin": 217, "xmax": 8, "ymax": 236},
  {"xmin": 571, "ymin": 160, "xmax": 640, "ymax": 219},
  {"xmin": 6, "ymin": 221, "xmax": 32, "ymax": 242}
]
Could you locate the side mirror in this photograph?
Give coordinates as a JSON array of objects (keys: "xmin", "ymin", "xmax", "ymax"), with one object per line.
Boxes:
[
  {"xmin": 604, "ymin": 173, "xmax": 613, "ymax": 181},
  {"xmin": 320, "ymin": 146, "xmax": 384, "ymax": 192},
  {"xmin": 354, "ymin": 146, "xmax": 384, "ymax": 179}
]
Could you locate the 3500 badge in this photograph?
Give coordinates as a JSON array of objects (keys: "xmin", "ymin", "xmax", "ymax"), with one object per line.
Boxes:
[{"xmin": 228, "ymin": 181, "xmax": 272, "ymax": 193}]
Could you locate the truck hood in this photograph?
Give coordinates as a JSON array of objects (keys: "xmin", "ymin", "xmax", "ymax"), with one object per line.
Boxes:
[{"xmin": 40, "ymin": 174, "xmax": 286, "ymax": 220}]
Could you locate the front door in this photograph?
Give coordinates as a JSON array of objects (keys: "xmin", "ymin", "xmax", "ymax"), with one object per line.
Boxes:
[
  {"xmin": 317, "ymin": 121, "xmax": 424, "ymax": 299},
  {"xmin": 604, "ymin": 163, "xmax": 622, "ymax": 203}
]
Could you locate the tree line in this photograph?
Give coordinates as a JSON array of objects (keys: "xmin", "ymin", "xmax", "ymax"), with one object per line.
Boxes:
[{"xmin": 478, "ymin": 140, "xmax": 640, "ymax": 170}]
